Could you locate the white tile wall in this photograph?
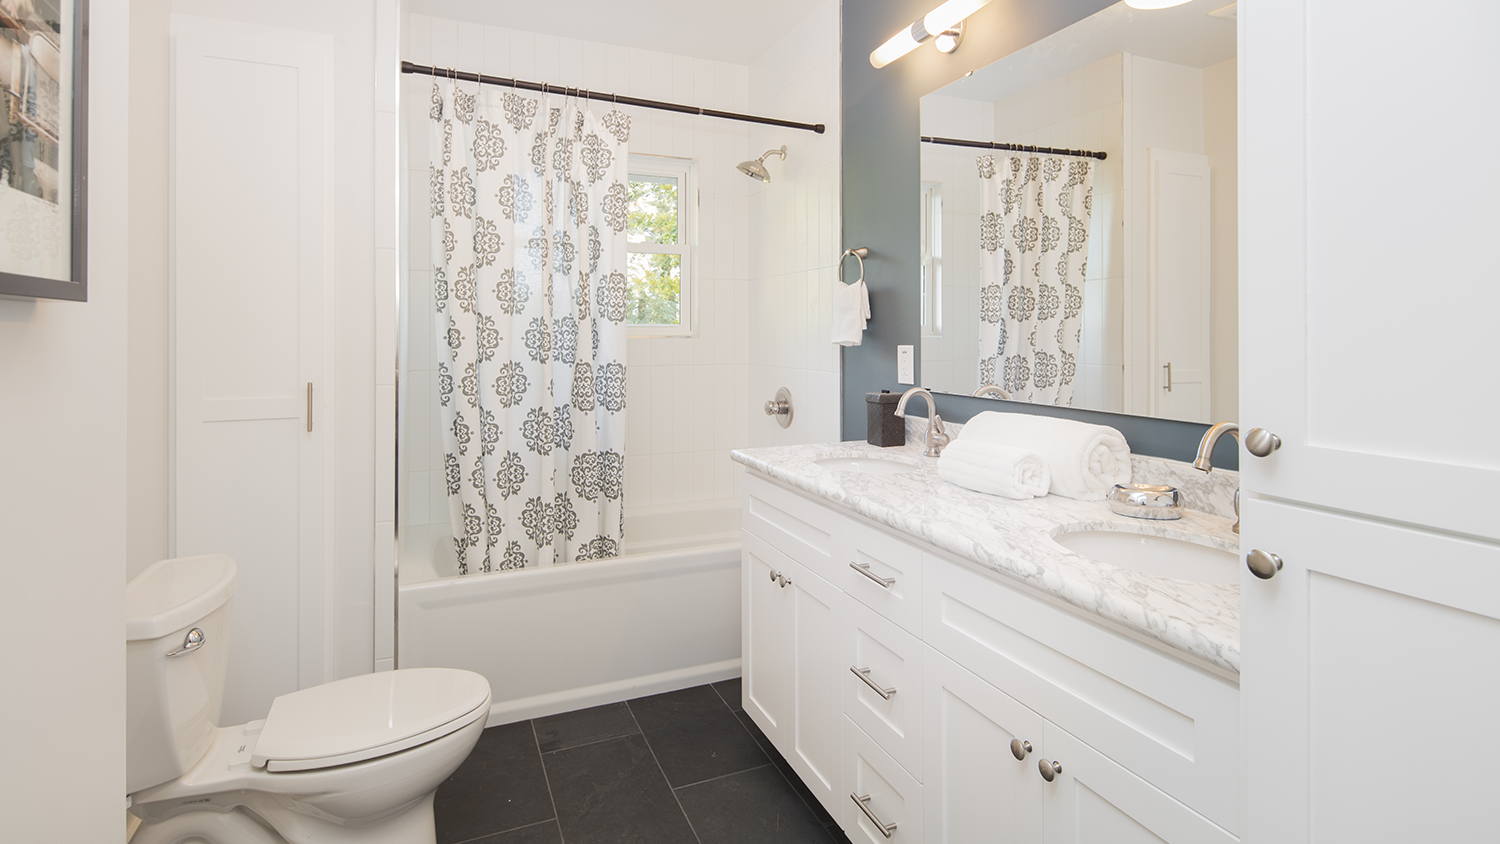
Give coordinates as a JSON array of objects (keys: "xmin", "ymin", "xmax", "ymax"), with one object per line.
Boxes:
[
  {"xmin": 401, "ymin": 14, "xmax": 764, "ymax": 528},
  {"xmin": 920, "ymin": 56, "xmax": 1125, "ymax": 411},
  {"xmin": 746, "ymin": 0, "xmax": 842, "ymax": 449}
]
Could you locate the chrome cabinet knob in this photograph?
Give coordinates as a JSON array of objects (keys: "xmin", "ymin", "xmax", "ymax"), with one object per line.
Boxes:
[
  {"xmin": 1244, "ymin": 428, "xmax": 1282, "ymax": 457},
  {"xmin": 1010, "ymin": 739, "xmax": 1032, "ymax": 761},
  {"xmin": 1039, "ymin": 758, "xmax": 1062, "ymax": 782},
  {"xmin": 769, "ymin": 570, "xmax": 778, "ymax": 583},
  {"xmin": 1247, "ymin": 549, "xmax": 1284, "ymax": 580}
]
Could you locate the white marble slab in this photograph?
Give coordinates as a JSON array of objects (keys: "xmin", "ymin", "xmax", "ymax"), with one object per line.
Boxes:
[{"xmin": 731, "ymin": 438, "xmax": 1242, "ymax": 674}]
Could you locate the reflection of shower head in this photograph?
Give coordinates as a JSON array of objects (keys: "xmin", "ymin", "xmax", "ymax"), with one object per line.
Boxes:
[{"xmin": 737, "ymin": 145, "xmax": 788, "ymax": 182}]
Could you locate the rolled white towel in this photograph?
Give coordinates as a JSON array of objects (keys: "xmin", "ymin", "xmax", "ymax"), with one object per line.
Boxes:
[
  {"xmin": 831, "ymin": 279, "xmax": 871, "ymax": 346},
  {"xmin": 938, "ymin": 439, "xmax": 1050, "ymax": 500},
  {"xmin": 958, "ymin": 411, "xmax": 1131, "ymax": 500}
]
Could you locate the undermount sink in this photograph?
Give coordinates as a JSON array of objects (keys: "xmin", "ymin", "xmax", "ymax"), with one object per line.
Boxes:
[
  {"xmin": 1051, "ymin": 530, "xmax": 1238, "ymax": 585},
  {"xmin": 813, "ymin": 457, "xmax": 918, "ymax": 476}
]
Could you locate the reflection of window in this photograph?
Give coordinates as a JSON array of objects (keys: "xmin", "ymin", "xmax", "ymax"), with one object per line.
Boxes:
[
  {"xmin": 626, "ymin": 155, "xmax": 695, "ymax": 336},
  {"xmin": 920, "ymin": 181, "xmax": 942, "ymax": 335}
]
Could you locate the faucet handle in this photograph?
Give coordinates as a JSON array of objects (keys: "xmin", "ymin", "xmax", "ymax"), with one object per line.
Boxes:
[{"xmin": 1244, "ymin": 428, "xmax": 1281, "ymax": 458}]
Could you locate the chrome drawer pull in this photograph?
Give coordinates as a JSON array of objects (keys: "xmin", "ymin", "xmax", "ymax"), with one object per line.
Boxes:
[
  {"xmin": 850, "ymin": 561, "xmax": 896, "ymax": 588},
  {"xmin": 851, "ymin": 793, "xmax": 898, "ymax": 838},
  {"xmin": 850, "ymin": 666, "xmax": 897, "ymax": 700}
]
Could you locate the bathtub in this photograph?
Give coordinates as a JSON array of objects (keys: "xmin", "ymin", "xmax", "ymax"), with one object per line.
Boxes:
[{"xmin": 397, "ymin": 499, "xmax": 743, "ymax": 725}]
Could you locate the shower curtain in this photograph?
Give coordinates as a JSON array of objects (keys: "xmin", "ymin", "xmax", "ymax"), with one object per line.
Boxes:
[
  {"xmin": 430, "ymin": 81, "xmax": 631, "ymax": 574},
  {"xmin": 976, "ymin": 154, "xmax": 1094, "ymax": 406}
]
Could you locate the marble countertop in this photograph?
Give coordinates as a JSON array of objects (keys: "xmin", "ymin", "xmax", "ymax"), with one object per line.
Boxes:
[{"xmin": 731, "ymin": 440, "xmax": 1242, "ymax": 675}]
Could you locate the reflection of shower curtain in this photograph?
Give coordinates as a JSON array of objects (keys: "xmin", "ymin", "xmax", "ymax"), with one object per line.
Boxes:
[
  {"xmin": 430, "ymin": 82, "xmax": 631, "ymax": 575},
  {"xmin": 976, "ymin": 154, "xmax": 1094, "ymax": 406}
]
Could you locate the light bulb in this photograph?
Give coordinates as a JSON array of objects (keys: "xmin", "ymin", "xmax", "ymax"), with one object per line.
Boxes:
[
  {"xmin": 923, "ymin": 0, "xmax": 992, "ymax": 36},
  {"xmin": 870, "ymin": 0, "xmax": 994, "ymax": 69},
  {"xmin": 870, "ymin": 26, "xmax": 924, "ymax": 69}
]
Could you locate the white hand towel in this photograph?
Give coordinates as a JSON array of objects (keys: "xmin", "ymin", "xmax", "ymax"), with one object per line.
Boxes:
[
  {"xmin": 938, "ymin": 439, "xmax": 1050, "ymax": 500},
  {"xmin": 958, "ymin": 411, "xmax": 1131, "ymax": 500},
  {"xmin": 831, "ymin": 279, "xmax": 871, "ymax": 346}
]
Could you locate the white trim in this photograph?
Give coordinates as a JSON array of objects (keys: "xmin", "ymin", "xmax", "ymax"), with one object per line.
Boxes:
[{"xmin": 626, "ymin": 154, "xmax": 697, "ymax": 338}]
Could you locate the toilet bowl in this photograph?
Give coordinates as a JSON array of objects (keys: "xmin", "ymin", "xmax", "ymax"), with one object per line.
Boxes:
[{"xmin": 126, "ymin": 555, "xmax": 491, "ymax": 844}]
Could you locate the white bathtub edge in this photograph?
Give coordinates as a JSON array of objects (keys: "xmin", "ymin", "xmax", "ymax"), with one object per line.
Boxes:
[{"xmin": 483, "ymin": 657, "xmax": 743, "ymax": 727}]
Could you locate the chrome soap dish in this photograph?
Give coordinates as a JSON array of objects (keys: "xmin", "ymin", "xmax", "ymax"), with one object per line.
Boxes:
[{"xmin": 1109, "ymin": 483, "xmax": 1183, "ymax": 520}]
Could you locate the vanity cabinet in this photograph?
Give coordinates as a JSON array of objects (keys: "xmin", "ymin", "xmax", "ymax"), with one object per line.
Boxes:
[{"xmin": 742, "ymin": 474, "xmax": 1241, "ymax": 843}]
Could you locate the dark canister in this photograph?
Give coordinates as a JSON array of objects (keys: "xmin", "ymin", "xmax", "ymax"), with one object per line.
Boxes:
[{"xmin": 866, "ymin": 391, "xmax": 906, "ymax": 447}]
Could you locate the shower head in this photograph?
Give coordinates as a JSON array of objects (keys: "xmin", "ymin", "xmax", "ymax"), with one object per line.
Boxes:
[{"xmin": 737, "ymin": 145, "xmax": 788, "ymax": 182}]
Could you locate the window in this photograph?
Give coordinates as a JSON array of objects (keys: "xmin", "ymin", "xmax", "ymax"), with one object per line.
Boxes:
[
  {"xmin": 919, "ymin": 181, "xmax": 943, "ymax": 335},
  {"xmin": 625, "ymin": 155, "xmax": 696, "ymax": 336}
]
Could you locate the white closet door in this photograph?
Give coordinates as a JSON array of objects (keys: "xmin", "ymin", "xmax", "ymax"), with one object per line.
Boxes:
[
  {"xmin": 1240, "ymin": 0, "xmax": 1500, "ymax": 538},
  {"xmin": 171, "ymin": 18, "xmax": 333, "ymax": 725},
  {"xmin": 1147, "ymin": 149, "xmax": 1211, "ymax": 423}
]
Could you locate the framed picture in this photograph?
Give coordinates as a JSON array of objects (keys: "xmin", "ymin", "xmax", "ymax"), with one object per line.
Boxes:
[{"xmin": 0, "ymin": 0, "xmax": 86, "ymax": 302}]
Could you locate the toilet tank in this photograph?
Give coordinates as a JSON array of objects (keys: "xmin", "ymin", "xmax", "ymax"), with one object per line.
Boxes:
[{"xmin": 125, "ymin": 554, "xmax": 238, "ymax": 795}]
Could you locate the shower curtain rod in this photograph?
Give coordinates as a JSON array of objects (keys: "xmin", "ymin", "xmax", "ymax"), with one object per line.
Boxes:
[
  {"xmin": 403, "ymin": 61, "xmax": 826, "ymax": 134},
  {"xmin": 921, "ymin": 135, "xmax": 1106, "ymax": 161}
]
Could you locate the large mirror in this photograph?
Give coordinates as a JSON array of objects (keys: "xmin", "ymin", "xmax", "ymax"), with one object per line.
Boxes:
[{"xmin": 917, "ymin": 0, "xmax": 1237, "ymax": 423}]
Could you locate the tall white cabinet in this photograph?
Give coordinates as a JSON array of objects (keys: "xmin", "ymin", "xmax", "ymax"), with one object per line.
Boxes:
[
  {"xmin": 1241, "ymin": 2, "xmax": 1500, "ymax": 841},
  {"xmin": 170, "ymin": 17, "xmax": 336, "ymax": 726}
]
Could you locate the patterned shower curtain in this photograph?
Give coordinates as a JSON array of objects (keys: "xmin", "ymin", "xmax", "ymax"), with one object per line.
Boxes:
[
  {"xmin": 430, "ymin": 81, "xmax": 631, "ymax": 574},
  {"xmin": 976, "ymin": 154, "xmax": 1094, "ymax": 406}
]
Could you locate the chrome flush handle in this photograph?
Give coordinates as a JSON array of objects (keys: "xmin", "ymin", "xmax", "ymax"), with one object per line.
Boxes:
[{"xmin": 166, "ymin": 627, "xmax": 206, "ymax": 658}]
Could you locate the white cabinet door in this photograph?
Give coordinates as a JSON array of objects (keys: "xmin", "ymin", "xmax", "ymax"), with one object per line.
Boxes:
[
  {"xmin": 1041, "ymin": 722, "xmax": 1235, "ymax": 844},
  {"xmin": 923, "ymin": 646, "xmax": 1044, "ymax": 844},
  {"xmin": 786, "ymin": 557, "xmax": 845, "ymax": 820},
  {"xmin": 1241, "ymin": 498, "xmax": 1500, "ymax": 844},
  {"xmin": 1240, "ymin": 0, "xmax": 1500, "ymax": 538},
  {"xmin": 845, "ymin": 718, "xmax": 924, "ymax": 844},
  {"xmin": 171, "ymin": 18, "xmax": 333, "ymax": 726},
  {"xmin": 742, "ymin": 532, "xmax": 792, "ymax": 747}
]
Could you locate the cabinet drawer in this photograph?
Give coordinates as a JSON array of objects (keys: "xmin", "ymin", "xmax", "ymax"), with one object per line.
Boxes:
[
  {"xmin": 923, "ymin": 555, "xmax": 1241, "ymax": 835},
  {"xmin": 844, "ymin": 718, "xmax": 924, "ymax": 844},
  {"xmin": 844, "ymin": 595, "xmax": 924, "ymax": 781},
  {"xmin": 838, "ymin": 517, "xmax": 924, "ymax": 637},
  {"xmin": 743, "ymin": 475, "xmax": 839, "ymax": 583}
]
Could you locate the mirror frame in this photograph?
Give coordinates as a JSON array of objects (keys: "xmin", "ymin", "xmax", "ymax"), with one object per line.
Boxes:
[{"xmin": 839, "ymin": 0, "xmax": 1238, "ymax": 468}]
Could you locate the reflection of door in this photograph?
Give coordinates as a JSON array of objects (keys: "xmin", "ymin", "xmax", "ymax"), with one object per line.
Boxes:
[
  {"xmin": 171, "ymin": 18, "xmax": 333, "ymax": 726},
  {"xmin": 1147, "ymin": 149, "xmax": 1211, "ymax": 422},
  {"xmin": 1242, "ymin": 2, "xmax": 1500, "ymax": 842}
]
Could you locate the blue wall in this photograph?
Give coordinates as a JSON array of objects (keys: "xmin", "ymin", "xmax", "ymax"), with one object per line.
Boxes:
[{"xmin": 838, "ymin": 0, "xmax": 1238, "ymax": 470}]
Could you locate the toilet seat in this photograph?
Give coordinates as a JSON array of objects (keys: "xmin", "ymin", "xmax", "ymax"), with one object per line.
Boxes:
[{"xmin": 252, "ymin": 667, "xmax": 490, "ymax": 772}]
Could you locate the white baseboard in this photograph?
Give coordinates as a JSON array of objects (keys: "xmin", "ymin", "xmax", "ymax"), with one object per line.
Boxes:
[{"xmin": 483, "ymin": 658, "xmax": 742, "ymax": 726}]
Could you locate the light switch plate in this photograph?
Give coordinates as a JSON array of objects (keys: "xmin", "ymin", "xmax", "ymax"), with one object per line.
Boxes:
[{"xmin": 897, "ymin": 345, "xmax": 914, "ymax": 384}]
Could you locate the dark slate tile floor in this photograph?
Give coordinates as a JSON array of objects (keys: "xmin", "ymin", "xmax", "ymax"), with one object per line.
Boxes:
[{"xmin": 434, "ymin": 679, "xmax": 854, "ymax": 844}]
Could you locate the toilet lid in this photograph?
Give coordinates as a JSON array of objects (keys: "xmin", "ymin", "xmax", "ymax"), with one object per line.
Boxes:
[{"xmin": 252, "ymin": 668, "xmax": 491, "ymax": 772}]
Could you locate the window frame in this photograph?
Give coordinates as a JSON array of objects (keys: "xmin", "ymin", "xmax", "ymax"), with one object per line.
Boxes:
[
  {"xmin": 919, "ymin": 180, "xmax": 943, "ymax": 336},
  {"xmin": 624, "ymin": 154, "xmax": 697, "ymax": 338}
]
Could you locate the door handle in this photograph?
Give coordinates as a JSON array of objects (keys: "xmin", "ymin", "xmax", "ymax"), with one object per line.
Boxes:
[
  {"xmin": 306, "ymin": 382, "xmax": 313, "ymax": 432},
  {"xmin": 1244, "ymin": 427, "xmax": 1281, "ymax": 457},
  {"xmin": 1163, "ymin": 362, "xmax": 1172, "ymax": 392}
]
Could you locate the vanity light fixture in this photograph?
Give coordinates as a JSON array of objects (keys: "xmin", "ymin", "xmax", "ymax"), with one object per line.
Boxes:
[
  {"xmin": 869, "ymin": 0, "xmax": 993, "ymax": 69},
  {"xmin": 1124, "ymin": 0, "xmax": 1193, "ymax": 8}
]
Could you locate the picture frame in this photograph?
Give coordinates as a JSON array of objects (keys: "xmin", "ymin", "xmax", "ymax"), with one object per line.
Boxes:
[{"xmin": 0, "ymin": 0, "xmax": 87, "ymax": 302}]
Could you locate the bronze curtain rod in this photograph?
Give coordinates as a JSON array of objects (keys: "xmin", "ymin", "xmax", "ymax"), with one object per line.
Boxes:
[
  {"xmin": 403, "ymin": 61, "xmax": 825, "ymax": 134},
  {"xmin": 921, "ymin": 135, "xmax": 1106, "ymax": 161}
]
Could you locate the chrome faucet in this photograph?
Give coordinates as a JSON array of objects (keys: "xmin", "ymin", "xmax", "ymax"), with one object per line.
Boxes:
[
  {"xmin": 894, "ymin": 387, "xmax": 950, "ymax": 457},
  {"xmin": 1194, "ymin": 422, "xmax": 1241, "ymax": 534},
  {"xmin": 973, "ymin": 384, "xmax": 1011, "ymax": 400}
]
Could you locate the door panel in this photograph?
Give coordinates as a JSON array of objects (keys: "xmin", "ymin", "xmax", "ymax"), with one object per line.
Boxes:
[
  {"xmin": 1148, "ymin": 149, "xmax": 1211, "ymax": 423},
  {"xmin": 1241, "ymin": 0, "xmax": 1500, "ymax": 538},
  {"xmin": 1241, "ymin": 498, "xmax": 1500, "ymax": 844},
  {"xmin": 1042, "ymin": 723, "xmax": 1234, "ymax": 844},
  {"xmin": 923, "ymin": 646, "xmax": 1044, "ymax": 844},
  {"xmin": 172, "ymin": 19, "xmax": 332, "ymax": 725},
  {"xmin": 788, "ymin": 559, "xmax": 845, "ymax": 819},
  {"xmin": 844, "ymin": 718, "xmax": 924, "ymax": 844},
  {"xmin": 741, "ymin": 532, "xmax": 791, "ymax": 746}
]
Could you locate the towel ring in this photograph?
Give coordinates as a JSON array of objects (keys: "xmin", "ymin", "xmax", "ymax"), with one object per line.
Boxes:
[{"xmin": 839, "ymin": 247, "xmax": 868, "ymax": 285}]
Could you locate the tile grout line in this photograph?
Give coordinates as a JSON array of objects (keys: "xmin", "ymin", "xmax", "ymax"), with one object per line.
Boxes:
[
  {"xmin": 724, "ymin": 699, "xmax": 839, "ymax": 836},
  {"xmin": 530, "ymin": 718, "xmax": 567, "ymax": 844},
  {"xmin": 450, "ymin": 817, "xmax": 560, "ymax": 844},
  {"xmin": 624, "ymin": 699, "xmax": 704, "ymax": 844},
  {"xmin": 539, "ymin": 730, "xmax": 643, "ymax": 757},
  {"xmin": 671, "ymin": 762, "xmax": 776, "ymax": 793}
]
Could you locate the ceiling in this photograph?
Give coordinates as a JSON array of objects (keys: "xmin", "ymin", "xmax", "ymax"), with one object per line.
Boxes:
[
  {"xmin": 934, "ymin": 0, "xmax": 1236, "ymax": 104},
  {"xmin": 412, "ymin": 0, "xmax": 822, "ymax": 66}
]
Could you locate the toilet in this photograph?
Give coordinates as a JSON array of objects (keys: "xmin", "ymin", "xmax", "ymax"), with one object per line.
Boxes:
[{"xmin": 126, "ymin": 555, "xmax": 491, "ymax": 844}]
